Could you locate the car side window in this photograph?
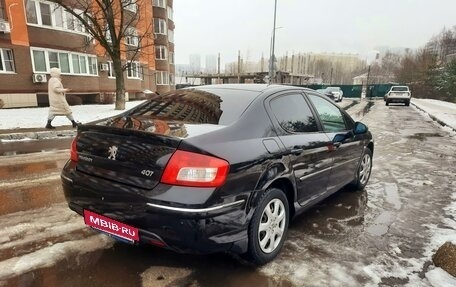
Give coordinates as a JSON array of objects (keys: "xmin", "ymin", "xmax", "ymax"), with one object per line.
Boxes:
[
  {"xmin": 307, "ymin": 94, "xmax": 347, "ymax": 132},
  {"xmin": 270, "ymin": 94, "xmax": 318, "ymax": 133}
]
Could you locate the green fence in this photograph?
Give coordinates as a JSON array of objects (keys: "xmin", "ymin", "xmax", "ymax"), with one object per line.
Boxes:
[
  {"xmin": 178, "ymin": 83, "xmax": 399, "ymax": 99},
  {"xmin": 296, "ymin": 84, "xmax": 397, "ymax": 98}
]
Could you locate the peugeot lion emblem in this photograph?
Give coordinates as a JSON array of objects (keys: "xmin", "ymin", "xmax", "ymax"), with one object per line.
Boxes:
[{"xmin": 108, "ymin": 145, "xmax": 118, "ymax": 160}]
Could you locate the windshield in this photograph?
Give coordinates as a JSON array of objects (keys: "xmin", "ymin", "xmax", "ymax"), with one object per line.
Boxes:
[
  {"xmin": 391, "ymin": 86, "xmax": 409, "ymax": 92},
  {"xmin": 326, "ymin": 87, "xmax": 340, "ymax": 92}
]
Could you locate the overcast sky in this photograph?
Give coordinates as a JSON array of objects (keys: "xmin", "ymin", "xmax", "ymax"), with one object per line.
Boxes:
[{"xmin": 173, "ymin": 0, "xmax": 456, "ymax": 66}]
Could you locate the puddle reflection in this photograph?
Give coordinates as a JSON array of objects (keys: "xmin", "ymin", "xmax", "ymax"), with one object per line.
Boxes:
[{"xmin": 290, "ymin": 187, "xmax": 368, "ymax": 236}]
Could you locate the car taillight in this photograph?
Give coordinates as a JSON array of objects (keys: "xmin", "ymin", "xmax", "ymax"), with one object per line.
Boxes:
[
  {"xmin": 160, "ymin": 150, "xmax": 229, "ymax": 187},
  {"xmin": 70, "ymin": 138, "xmax": 78, "ymax": 162}
]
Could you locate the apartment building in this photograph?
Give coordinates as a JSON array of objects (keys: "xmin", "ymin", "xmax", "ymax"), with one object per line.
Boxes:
[{"xmin": 0, "ymin": 0, "xmax": 175, "ymax": 108}]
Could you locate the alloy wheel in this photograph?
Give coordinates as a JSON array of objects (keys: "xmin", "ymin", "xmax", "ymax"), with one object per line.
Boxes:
[
  {"xmin": 258, "ymin": 198, "xmax": 286, "ymax": 254},
  {"xmin": 359, "ymin": 153, "xmax": 372, "ymax": 186}
]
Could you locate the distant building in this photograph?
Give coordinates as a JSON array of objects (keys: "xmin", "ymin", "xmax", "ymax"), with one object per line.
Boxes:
[
  {"xmin": 205, "ymin": 55, "xmax": 217, "ymax": 74},
  {"xmin": 189, "ymin": 54, "xmax": 201, "ymax": 74},
  {"xmin": 224, "ymin": 52, "xmax": 365, "ymax": 85},
  {"xmin": 275, "ymin": 52, "xmax": 366, "ymax": 85}
]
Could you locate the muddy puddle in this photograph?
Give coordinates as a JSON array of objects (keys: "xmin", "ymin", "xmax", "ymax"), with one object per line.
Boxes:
[{"xmin": 407, "ymin": 132, "xmax": 443, "ymax": 141}]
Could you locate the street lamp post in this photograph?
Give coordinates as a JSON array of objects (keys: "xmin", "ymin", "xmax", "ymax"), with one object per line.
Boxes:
[{"xmin": 268, "ymin": 0, "xmax": 278, "ymax": 84}]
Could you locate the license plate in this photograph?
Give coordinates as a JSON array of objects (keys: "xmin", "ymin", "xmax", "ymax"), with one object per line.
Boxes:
[{"xmin": 83, "ymin": 210, "xmax": 139, "ymax": 241}]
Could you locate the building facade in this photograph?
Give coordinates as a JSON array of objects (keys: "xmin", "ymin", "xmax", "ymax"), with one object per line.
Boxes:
[{"xmin": 0, "ymin": 0, "xmax": 175, "ymax": 108}]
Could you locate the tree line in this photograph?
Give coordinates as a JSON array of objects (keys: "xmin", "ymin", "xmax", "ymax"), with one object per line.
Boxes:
[{"xmin": 371, "ymin": 27, "xmax": 456, "ymax": 102}]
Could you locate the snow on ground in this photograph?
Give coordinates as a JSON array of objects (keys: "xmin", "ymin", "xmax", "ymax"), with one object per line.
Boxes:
[
  {"xmin": 426, "ymin": 268, "xmax": 456, "ymax": 287},
  {"xmin": 0, "ymin": 100, "xmax": 145, "ymax": 130},
  {"xmin": 0, "ymin": 204, "xmax": 114, "ymax": 282},
  {"xmin": 412, "ymin": 99, "xmax": 456, "ymax": 131}
]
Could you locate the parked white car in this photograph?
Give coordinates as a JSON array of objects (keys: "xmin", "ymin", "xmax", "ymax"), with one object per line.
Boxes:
[
  {"xmin": 325, "ymin": 87, "xmax": 344, "ymax": 102},
  {"xmin": 385, "ymin": 86, "xmax": 411, "ymax": 106}
]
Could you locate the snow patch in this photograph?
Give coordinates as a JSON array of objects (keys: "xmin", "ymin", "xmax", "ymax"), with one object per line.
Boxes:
[
  {"xmin": 0, "ymin": 235, "xmax": 113, "ymax": 280},
  {"xmin": 0, "ymin": 101, "xmax": 145, "ymax": 130},
  {"xmin": 425, "ymin": 268, "xmax": 456, "ymax": 287}
]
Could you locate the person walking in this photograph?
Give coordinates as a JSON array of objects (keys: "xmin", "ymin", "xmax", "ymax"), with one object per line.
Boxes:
[{"xmin": 46, "ymin": 67, "xmax": 79, "ymax": 129}]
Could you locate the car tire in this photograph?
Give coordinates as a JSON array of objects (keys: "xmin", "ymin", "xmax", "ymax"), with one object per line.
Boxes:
[
  {"xmin": 351, "ymin": 148, "xmax": 373, "ymax": 190},
  {"xmin": 405, "ymin": 101, "xmax": 410, "ymax": 106},
  {"xmin": 385, "ymin": 101, "xmax": 389, "ymax": 106},
  {"xmin": 246, "ymin": 187, "xmax": 289, "ymax": 265}
]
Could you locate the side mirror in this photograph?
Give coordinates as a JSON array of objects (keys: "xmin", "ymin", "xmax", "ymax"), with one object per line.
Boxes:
[{"xmin": 354, "ymin": 122, "xmax": 368, "ymax": 135}]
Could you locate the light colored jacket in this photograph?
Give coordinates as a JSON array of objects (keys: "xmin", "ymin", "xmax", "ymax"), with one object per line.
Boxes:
[{"xmin": 48, "ymin": 68, "xmax": 71, "ymax": 115}]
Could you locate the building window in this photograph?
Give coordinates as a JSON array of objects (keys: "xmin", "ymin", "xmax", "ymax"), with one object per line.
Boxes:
[
  {"xmin": 125, "ymin": 27, "xmax": 139, "ymax": 46},
  {"xmin": 123, "ymin": 0, "xmax": 137, "ymax": 13},
  {"xmin": 169, "ymin": 51, "xmax": 174, "ymax": 64},
  {"xmin": 48, "ymin": 51, "xmax": 59, "ymax": 68},
  {"xmin": 31, "ymin": 47, "xmax": 97, "ymax": 75},
  {"xmin": 54, "ymin": 5, "xmax": 64, "ymax": 28},
  {"xmin": 154, "ymin": 18, "xmax": 167, "ymax": 35},
  {"xmin": 0, "ymin": 48, "xmax": 15, "ymax": 73},
  {"xmin": 127, "ymin": 61, "xmax": 142, "ymax": 79},
  {"xmin": 39, "ymin": 2, "xmax": 52, "ymax": 26},
  {"xmin": 168, "ymin": 29, "xmax": 174, "ymax": 43},
  {"xmin": 66, "ymin": 10, "xmax": 86, "ymax": 33},
  {"xmin": 153, "ymin": 0, "xmax": 166, "ymax": 8},
  {"xmin": 104, "ymin": 24, "xmax": 112, "ymax": 43},
  {"xmin": 32, "ymin": 50, "xmax": 46, "ymax": 72},
  {"xmin": 155, "ymin": 45, "xmax": 167, "ymax": 60},
  {"xmin": 155, "ymin": 71, "xmax": 169, "ymax": 85},
  {"xmin": 107, "ymin": 61, "xmax": 115, "ymax": 78},
  {"xmin": 88, "ymin": 57, "xmax": 97, "ymax": 75},
  {"xmin": 167, "ymin": 6, "xmax": 173, "ymax": 20},
  {"xmin": 26, "ymin": 0, "xmax": 38, "ymax": 24},
  {"xmin": 25, "ymin": 0, "xmax": 87, "ymax": 34},
  {"xmin": 59, "ymin": 53, "xmax": 70, "ymax": 73},
  {"xmin": 0, "ymin": 0, "xmax": 6, "ymax": 20}
]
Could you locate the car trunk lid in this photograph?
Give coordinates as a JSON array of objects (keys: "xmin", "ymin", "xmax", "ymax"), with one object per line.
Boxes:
[{"xmin": 75, "ymin": 125, "xmax": 181, "ymax": 190}]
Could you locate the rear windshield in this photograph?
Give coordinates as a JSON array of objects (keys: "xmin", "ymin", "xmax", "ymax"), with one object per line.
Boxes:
[
  {"xmin": 391, "ymin": 86, "xmax": 409, "ymax": 91},
  {"xmin": 125, "ymin": 88, "xmax": 261, "ymax": 125},
  {"xmin": 326, "ymin": 87, "xmax": 340, "ymax": 91}
]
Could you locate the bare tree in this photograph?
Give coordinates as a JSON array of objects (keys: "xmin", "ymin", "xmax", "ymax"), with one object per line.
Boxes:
[
  {"xmin": 49, "ymin": 0, "xmax": 154, "ymax": 110},
  {"xmin": 381, "ymin": 51, "xmax": 401, "ymax": 77}
]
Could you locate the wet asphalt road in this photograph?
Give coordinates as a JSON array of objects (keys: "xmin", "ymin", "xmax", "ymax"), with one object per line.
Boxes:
[{"xmin": 0, "ymin": 100, "xmax": 455, "ymax": 286}]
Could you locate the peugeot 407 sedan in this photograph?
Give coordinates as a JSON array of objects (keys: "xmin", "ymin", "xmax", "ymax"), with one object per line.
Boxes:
[{"xmin": 61, "ymin": 84, "xmax": 374, "ymax": 265}]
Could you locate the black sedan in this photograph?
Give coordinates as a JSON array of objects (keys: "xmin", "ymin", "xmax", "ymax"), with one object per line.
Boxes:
[{"xmin": 61, "ymin": 84, "xmax": 374, "ymax": 265}]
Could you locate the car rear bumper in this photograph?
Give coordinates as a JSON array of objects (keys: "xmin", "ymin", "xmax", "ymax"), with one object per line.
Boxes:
[
  {"xmin": 386, "ymin": 97, "xmax": 410, "ymax": 103},
  {"xmin": 61, "ymin": 165, "xmax": 250, "ymax": 254}
]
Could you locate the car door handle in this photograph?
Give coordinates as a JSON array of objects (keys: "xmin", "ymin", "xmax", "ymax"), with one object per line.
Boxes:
[{"xmin": 291, "ymin": 148, "xmax": 304, "ymax": 155}]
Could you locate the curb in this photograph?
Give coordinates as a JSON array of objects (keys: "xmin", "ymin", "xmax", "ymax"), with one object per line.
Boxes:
[{"xmin": 0, "ymin": 130, "xmax": 75, "ymax": 142}]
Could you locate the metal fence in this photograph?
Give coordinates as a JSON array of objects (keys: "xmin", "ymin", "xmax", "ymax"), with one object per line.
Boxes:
[
  {"xmin": 177, "ymin": 83, "xmax": 399, "ymax": 99},
  {"xmin": 296, "ymin": 84, "xmax": 397, "ymax": 98}
]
